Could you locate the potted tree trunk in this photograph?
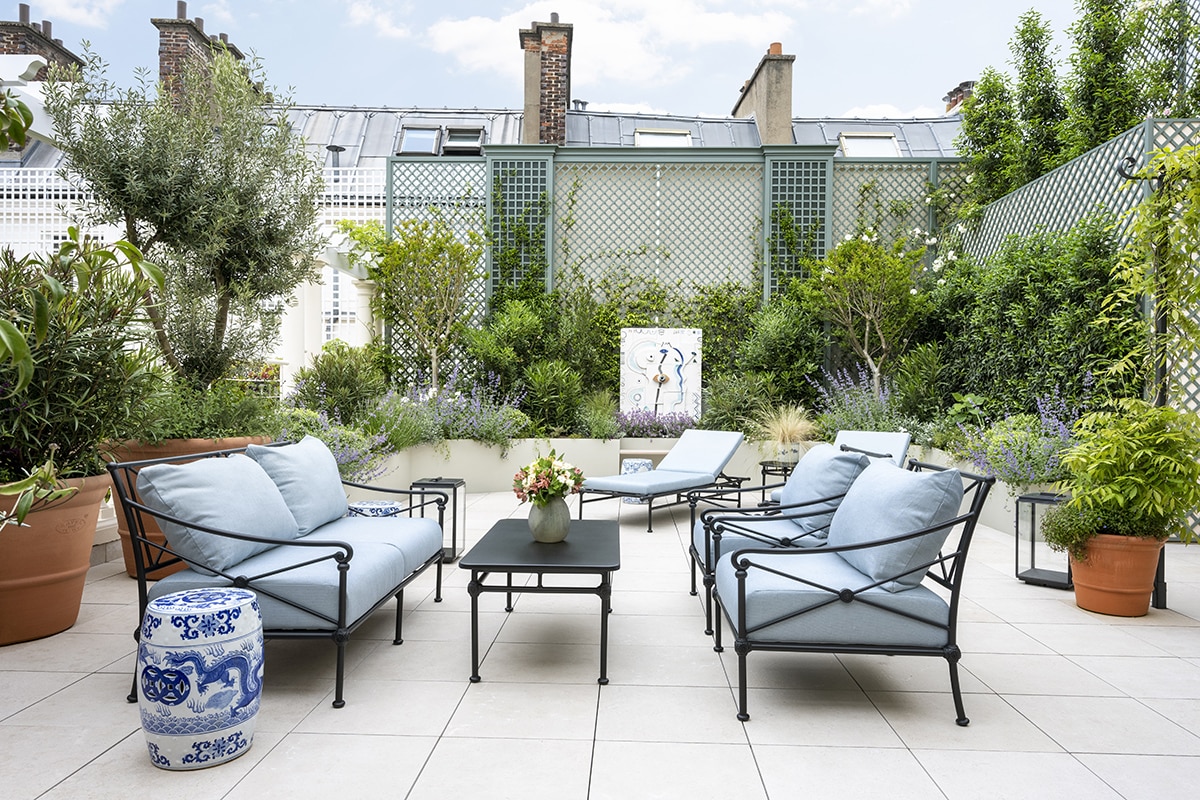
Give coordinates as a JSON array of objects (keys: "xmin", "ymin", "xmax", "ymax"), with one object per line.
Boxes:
[
  {"xmin": 1041, "ymin": 398, "xmax": 1200, "ymax": 616},
  {"xmin": 0, "ymin": 230, "xmax": 161, "ymax": 644}
]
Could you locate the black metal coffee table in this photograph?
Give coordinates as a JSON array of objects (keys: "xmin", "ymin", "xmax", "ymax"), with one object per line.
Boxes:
[{"xmin": 460, "ymin": 518, "xmax": 620, "ymax": 684}]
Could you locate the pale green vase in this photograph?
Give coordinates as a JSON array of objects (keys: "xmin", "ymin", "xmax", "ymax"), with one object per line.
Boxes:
[{"xmin": 528, "ymin": 495, "xmax": 571, "ymax": 543}]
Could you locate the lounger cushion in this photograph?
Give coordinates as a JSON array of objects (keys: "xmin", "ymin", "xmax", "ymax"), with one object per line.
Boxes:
[
  {"xmin": 655, "ymin": 429, "xmax": 744, "ymax": 480},
  {"xmin": 137, "ymin": 454, "xmax": 300, "ymax": 573},
  {"xmin": 778, "ymin": 443, "xmax": 871, "ymax": 538},
  {"xmin": 826, "ymin": 463, "xmax": 964, "ymax": 592},
  {"xmin": 584, "ymin": 469, "xmax": 719, "ymax": 496},
  {"xmin": 247, "ymin": 436, "xmax": 348, "ymax": 535},
  {"xmin": 714, "ymin": 550, "xmax": 950, "ymax": 647}
]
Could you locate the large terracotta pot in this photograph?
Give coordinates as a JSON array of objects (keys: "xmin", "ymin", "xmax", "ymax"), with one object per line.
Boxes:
[
  {"xmin": 1070, "ymin": 533, "xmax": 1165, "ymax": 617},
  {"xmin": 107, "ymin": 437, "xmax": 270, "ymax": 578},
  {"xmin": 1, "ymin": 475, "xmax": 110, "ymax": 645}
]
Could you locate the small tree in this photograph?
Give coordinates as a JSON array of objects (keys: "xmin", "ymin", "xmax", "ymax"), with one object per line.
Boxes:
[
  {"xmin": 957, "ymin": 67, "xmax": 1022, "ymax": 208},
  {"xmin": 42, "ymin": 48, "xmax": 325, "ymax": 387},
  {"xmin": 802, "ymin": 235, "xmax": 926, "ymax": 396},
  {"xmin": 340, "ymin": 218, "xmax": 484, "ymax": 388},
  {"xmin": 1063, "ymin": 0, "xmax": 1142, "ymax": 159},
  {"xmin": 1012, "ymin": 10, "xmax": 1068, "ymax": 181}
]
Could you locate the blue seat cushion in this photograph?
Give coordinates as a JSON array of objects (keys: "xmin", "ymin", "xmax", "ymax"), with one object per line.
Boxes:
[
  {"xmin": 137, "ymin": 454, "xmax": 301, "ymax": 574},
  {"xmin": 715, "ymin": 550, "xmax": 950, "ymax": 647},
  {"xmin": 310, "ymin": 515, "xmax": 444, "ymax": 568},
  {"xmin": 246, "ymin": 436, "xmax": 348, "ymax": 535},
  {"xmin": 147, "ymin": 539, "xmax": 410, "ymax": 630},
  {"xmin": 826, "ymin": 463, "xmax": 964, "ymax": 592}
]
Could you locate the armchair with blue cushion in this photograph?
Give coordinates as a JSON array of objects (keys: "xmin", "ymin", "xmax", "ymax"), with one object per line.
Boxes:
[
  {"xmin": 687, "ymin": 430, "xmax": 911, "ymax": 634},
  {"xmin": 712, "ymin": 460, "xmax": 993, "ymax": 725}
]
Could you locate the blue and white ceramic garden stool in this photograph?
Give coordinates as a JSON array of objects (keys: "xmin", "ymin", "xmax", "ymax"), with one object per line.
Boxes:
[{"xmin": 137, "ymin": 588, "xmax": 264, "ymax": 770}]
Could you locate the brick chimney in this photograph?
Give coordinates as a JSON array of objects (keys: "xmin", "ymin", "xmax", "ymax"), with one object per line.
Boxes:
[
  {"xmin": 942, "ymin": 80, "xmax": 976, "ymax": 114},
  {"xmin": 519, "ymin": 14, "xmax": 572, "ymax": 145},
  {"xmin": 0, "ymin": 4, "xmax": 82, "ymax": 79},
  {"xmin": 731, "ymin": 42, "xmax": 795, "ymax": 145},
  {"xmin": 152, "ymin": 1, "xmax": 243, "ymax": 95}
]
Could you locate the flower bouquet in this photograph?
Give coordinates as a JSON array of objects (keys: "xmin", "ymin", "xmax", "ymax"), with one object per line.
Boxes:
[{"xmin": 513, "ymin": 450, "xmax": 585, "ymax": 507}]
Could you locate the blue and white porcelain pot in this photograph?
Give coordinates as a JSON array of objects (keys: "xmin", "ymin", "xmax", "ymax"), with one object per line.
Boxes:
[{"xmin": 137, "ymin": 588, "xmax": 264, "ymax": 770}]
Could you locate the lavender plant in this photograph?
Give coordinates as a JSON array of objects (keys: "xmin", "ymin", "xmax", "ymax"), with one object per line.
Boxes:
[
  {"xmin": 809, "ymin": 365, "xmax": 923, "ymax": 441},
  {"xmin": 271, "ymin": 407, "xmax": 392, "ymax": 483},
  {"xmin": 617, "ymin": 409, "xmax": 696, "ymax": 438},
  {"xmin": 957, "ymin": 389, "xmax": 1080, "ymax": 491}
]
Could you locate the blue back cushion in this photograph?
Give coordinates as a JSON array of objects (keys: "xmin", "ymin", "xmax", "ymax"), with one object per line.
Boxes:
[
  {"xmin": 827, "ymin": 462, "xmax": 964, "ymax": 592},
  {"xmin": 137, "ymin": 454, "xmax": 300, "ymax": 573},
  {"xmin": 778, "ymin": 443, "xmax": 870, "ymax": 539},
  {"xmin": 247, "ymin": 436, "xmax": 348, "ymax": 535}
]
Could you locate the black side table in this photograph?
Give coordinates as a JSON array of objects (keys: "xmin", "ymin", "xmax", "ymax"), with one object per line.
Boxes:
[{"xmin": 758, "ymin": 460, "xmax": 796, "ymax": 502}]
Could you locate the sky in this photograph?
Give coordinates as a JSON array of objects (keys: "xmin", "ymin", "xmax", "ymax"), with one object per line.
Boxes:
[{"xmin": 28, "ymin": 0, "xmax": 1084, "ymax": 119}]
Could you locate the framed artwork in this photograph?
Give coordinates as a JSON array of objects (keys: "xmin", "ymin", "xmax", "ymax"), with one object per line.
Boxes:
[{"xmin": 619, "ymin": 328, "xmax": 702, "ymax": 419}]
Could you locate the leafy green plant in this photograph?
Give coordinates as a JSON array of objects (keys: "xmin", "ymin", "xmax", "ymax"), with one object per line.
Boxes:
[
  {"xmin": 958, "ymin": 410, "xmax": 1074, "ymax": 492},
  {"xmin": 288, "ymin": 341, "xmax": 387, "ymax": 425},
  {"xmin": 737, "ymin": 282, "xmax": 824, "ymax": 407},
  {"xmin": 1056, "ymin": 398, "xmax": 1200, "ymax": 543},
  {"xmin": 579, "ymin": 390, "xmax": 620, "ymax": 440},
  {"xmin": 360, "ymin": 391, "xmax": 441, "ymax": 451},
  {"xmin": 1, "ymin": 88, "xmax": 32, "ymax": 151},
  {"xmin": 523, "ymin": 359, "xmax": 583, "ymax": 436},
  {"xmin": 269, "ymin": 407, "xmax": 392, "ymax": 483},
  {"xmin": 699, "ymin": 373, "xmax": 775, "ymax": 434},
  {"xmin": 1, "ymin": 230, "xmax": 163, "ymax": 484},
  {"xmin": 810, "ymin": 365, "xmax": 921, "ymax": 442},
  {"xmin": 127, "ymin": 379, "xmax": 278, "ymax": 443}
]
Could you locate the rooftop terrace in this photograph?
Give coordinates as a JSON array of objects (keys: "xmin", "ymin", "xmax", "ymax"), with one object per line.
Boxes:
[{"xmin": 3, "ymin": 491, "xmax": 1199, "ymax": 799}]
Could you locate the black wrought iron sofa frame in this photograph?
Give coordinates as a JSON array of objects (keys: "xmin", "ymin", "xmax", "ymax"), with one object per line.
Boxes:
[{"xmin": 108, "ymin": 444, "xmax": 447, "ymax": 709}]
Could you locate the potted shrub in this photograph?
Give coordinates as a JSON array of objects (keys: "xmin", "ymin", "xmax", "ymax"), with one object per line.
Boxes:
[
  {"xmin": 0, "ymin": 231, "xmax": 161, "ymax": 644},
  {"xmin": 751, "ymin": 404, "xmax": 816, "ymax": 464},
  {"xmin": 1041, "ymin": 398, "xmax": 1200, "ymax": 616}
]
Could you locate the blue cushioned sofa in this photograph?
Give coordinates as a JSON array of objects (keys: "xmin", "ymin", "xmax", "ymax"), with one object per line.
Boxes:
[{"xmin": 108, "ymin": 436, "xmax": 446, "ymax": 708}]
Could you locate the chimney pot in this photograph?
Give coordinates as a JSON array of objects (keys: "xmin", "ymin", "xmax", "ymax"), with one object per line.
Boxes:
[
  {"xmin": 19, "ymin": 4, "xmax": 29, "ymax": 24},
  {"xmin": 31, "ymin": 22, "xmax": 39, "ymax": 33},
  {"xmin": 195, "ymin": 17, "xmax": 204, "ymax": 32},
  {"xmin": 177, "ymin": 1, "xmax": 187, "ymax": 19},
  {"xmin": 42, "ymin": 20, "xmax": 51, "ymax": 39},
  {"xmin": 768, "ymin": 42, "xmax": 782, "ymax": 55},
  {"xmin": 551, "ymin": 12, "xmax": 559, "ymax": 23},
  {"xmin": 220, "ymin": 32, "xmax": 228, "ymax": 43}
]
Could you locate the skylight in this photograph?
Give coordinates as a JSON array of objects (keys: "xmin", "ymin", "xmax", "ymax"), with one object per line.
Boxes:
[
  {"xmin": 398, "ymin": 127, "xmax": 440, "ymax": 155},
  {"xmin": 634, "ymin": 129, "xmax": 692, "ymax": 147},
  {"xmin": 839, "ymin": 132, "xmax": 900, "ymax": 157}
]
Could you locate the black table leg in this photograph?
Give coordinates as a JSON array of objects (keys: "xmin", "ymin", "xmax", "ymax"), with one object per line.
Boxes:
[{"xmin": 468, "ymin": 571, "xmax": 481, "ymax": 682}]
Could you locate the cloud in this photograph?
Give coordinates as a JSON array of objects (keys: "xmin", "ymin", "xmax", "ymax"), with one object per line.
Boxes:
[
  {"xmin": 343, "ymin": 0, "xmax": 411, "ymax": 39},
  {"xmin": 198, "ymin": 1, "xmax": 236, "ymax": 28},
  {"xmin": 36, "ymin": 0, "xmax": 127, "ymax": 28},
  {"xmin": 839, "ymin": 102, "xmax": 942, "ymax": 119},
  {"xmin": 425, "ymin": 1, "xmax": 798, "ymax": 103}
]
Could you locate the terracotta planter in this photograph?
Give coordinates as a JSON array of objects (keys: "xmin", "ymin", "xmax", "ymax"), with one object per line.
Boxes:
[
  {"xmin": 1, "ymin": 475, "xmax": 110, "ymax": 645},
  {"xmin": 1070, "ymin": 533, "xmax": 1165, "ymax": 617},
  {"xmin": 107, "ymin": 437, "xmax": 270, "ymax": 578}
]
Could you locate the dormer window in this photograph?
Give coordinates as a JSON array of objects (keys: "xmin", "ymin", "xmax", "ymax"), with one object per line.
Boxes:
[
  {"xmin": 634, "ymin": 128, "xmax": 692, "ymax": 147},
  {"xmin": 398, "ymin": 127, "xmax": 440, "ymax": 154},
  {"xmin": 838, "ymin": 132, "xmax": 900, "ymax": 157}
]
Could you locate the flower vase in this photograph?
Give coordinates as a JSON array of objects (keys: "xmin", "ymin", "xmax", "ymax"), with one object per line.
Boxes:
[{"xmin": 528, "ymin": 496, "xmax": 571, "ymax": 543}]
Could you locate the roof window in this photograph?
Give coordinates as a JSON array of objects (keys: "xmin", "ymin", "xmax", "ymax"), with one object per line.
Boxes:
[
  {"xmin": 838, "ymin": 132, "xmax": 900, "ymax": 157},
  {"xmin": 634, "ymin": 128, "xmax": 692, "ymax": 147},
  {"xmin": 398, "ymin": 127, "xmax": 441, "ymax": 155}
]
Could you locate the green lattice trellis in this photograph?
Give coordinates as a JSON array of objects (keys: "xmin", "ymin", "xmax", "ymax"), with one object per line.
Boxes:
[
  {"xmin": 550, "ymin": 154, "xmax": 764, "ymax": 293},
  {"xmin": 766, "ymin": 157, "xmax": 830, "ymax": 293},
  {"xmin": 489, "ymin": 155, "xmax": 552, "ymax": 293}
]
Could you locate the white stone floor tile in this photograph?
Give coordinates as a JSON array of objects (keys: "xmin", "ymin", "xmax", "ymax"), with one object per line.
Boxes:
[{"xmin": 5, "ymin": 493, "xmax": 1200, "ymax": 799}]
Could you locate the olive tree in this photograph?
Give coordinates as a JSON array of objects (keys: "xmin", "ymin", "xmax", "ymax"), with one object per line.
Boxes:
[{"xmin": 42, "ymin": 48, "xmax": 325, "ymax": 386}]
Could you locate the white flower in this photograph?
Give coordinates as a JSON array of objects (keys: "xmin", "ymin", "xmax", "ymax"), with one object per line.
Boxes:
[
  {"xmin": 957, "ymin": 223, "xmax": 967, "ymax": 234},
  {"xmin": 925, "ymin": 236, "xmax": 938, "ymax": 246},
  {"xmin": 909, "ymin": 288, "xmax": 918, "ymax": 295},
  {"xmin": 843, "ymin": 233, "xmax": 853, "ymax": 242},
  {"xmin": 965, "ymin": 174, "xmax": 975, "ymax": 184},
  {"xmin": 925, "ymin": 196, "xmax": 933, "ymax": 205},
  {"xmin": 937, "ymin": 278, "xmax": 946, "ymax": 286}
]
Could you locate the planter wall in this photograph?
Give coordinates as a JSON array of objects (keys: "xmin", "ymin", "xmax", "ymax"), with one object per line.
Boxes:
[{"xmin": 1, "ymin": 475, "xmax": 110, "ymax": 645}]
